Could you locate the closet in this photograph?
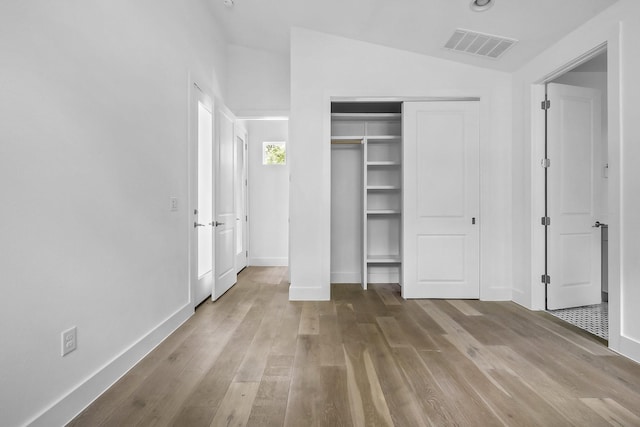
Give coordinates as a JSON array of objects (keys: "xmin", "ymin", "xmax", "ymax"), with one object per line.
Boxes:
[
  {"xmin": 330, "ymin": 102, "xmax": 402, "ymax": 289},
  {"xmin": 330, "ymin": 100, "xmax": 480, "ymax": 298}
]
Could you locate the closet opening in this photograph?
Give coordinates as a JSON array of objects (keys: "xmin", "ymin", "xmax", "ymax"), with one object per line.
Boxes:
[{"xmin": 330, "ymin": 101, "xmax": 403, "ymax": 290}]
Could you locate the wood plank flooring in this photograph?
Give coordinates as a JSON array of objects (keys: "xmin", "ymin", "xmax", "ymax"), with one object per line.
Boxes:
[{"xmin": 69, "ymin": 267, "xmax": 640, "ymax": 426}]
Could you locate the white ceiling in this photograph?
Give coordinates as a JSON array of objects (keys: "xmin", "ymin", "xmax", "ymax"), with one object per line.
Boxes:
[{"xmin": 207, "ymin": 0, "xmax": 618, "ymax": 71}]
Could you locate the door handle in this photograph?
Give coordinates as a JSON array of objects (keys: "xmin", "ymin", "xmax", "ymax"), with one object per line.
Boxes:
[
  {"xmin": 592, "ymin": 221, "xmax": 607, "ymax": 228},
  {"xmin": 194, "ymin": 222, "xmax": 206, "ymax": 228},
  {"xmin": 210, "ymin": 221, "xmax": 225, "ymax": 227}
]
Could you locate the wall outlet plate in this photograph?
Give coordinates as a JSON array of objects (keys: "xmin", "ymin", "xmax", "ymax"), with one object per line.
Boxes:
[
  {"xmin": 170, "ymin": 197, "xmax": 178, "ymax": 211},
  {"xmin": 62, "ymin": 327, "xmax": 77, "ymax": 356}
]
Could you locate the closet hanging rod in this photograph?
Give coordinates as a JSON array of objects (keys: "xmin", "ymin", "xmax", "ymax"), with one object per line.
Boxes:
[{"xmin": 331, "ymin": 138, "xmax": 363, "ymax": 145}]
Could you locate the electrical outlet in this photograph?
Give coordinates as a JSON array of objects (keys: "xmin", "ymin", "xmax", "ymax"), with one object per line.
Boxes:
[
  {"xmin": 169, "ymin": 197, "xmax": 178, "ymax": 211},
  {"xmin": 62, "ymin": 327, "xmax": 77, "ymax": 356}
]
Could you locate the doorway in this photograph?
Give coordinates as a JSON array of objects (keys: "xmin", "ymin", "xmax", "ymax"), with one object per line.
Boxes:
[{"xmin": 544, "ymin": 50, "xmax": 609, "ymax": 340}]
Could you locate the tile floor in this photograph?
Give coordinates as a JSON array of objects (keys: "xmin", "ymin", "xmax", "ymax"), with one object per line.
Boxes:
[{"xmin": 548, "ymin": 303, "xmax": 608, "ymax": 340}]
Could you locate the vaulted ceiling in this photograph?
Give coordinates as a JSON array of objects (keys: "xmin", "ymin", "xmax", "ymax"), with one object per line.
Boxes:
[{"xmin": 208, "ymin": 0, "xmax": 618, "ymax": 71}]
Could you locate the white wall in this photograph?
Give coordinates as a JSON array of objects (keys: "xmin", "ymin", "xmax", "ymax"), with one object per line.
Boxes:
[
  {"xmin": 227, "ymin": 44, "xmax": 290, "ymax": 117},
  {"xmin": 0, "ymin": 1, "xmax": 228, "ymax": 425},
  {"xmin": 247, "ymin": 120, "xmax": 289, "ymax": 266},
  {"xmin": 511, "ymin": 0, "xmax": 640, "ymax": 362},
  {"xmin": 289, "ymin": 28, "xmax": 513, "ymax": 301},
  {"xmin": 330, "ymin": 145, "xmax": 363, "ymax": 283}
]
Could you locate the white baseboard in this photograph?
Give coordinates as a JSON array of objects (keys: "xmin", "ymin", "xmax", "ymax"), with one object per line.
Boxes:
[
  {"xmin": 367, "ymin": 272, "xmax": 400, "ymax": 284},
  {"xmin": 28, "ymin": 304, "xmax": 193, "ymax": 427},
  {"xmin": 614, "ymin": 335, "xmax": 640, "ymax": 364},
  {"xmin": 289, "ymin": 285, "xmax": 330, "ymax": 301},
  {"xmin": 249, "ymin": 257, "xmax": 288, "ymax": 267},
  {"xmin": 481, "ymin": 287, "xmax": 512, "ymax": 301},
  {"xmin": 330, "ymin": 272, "xmax": 361, "ymax": 283}
]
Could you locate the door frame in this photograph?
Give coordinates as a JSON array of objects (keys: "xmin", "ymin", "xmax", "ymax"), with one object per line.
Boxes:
[
  {"xmin": 188, "ymin": 78, "xmax": 215, "ymax": 308},
  {"xmin": 529, "ymin": 41, "xmax": 621, "ymax": 347}
]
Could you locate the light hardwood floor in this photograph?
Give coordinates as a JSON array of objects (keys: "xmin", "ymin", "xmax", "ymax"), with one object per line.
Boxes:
[{"xmin": 69, "ymin": 267, "xmax": 640, "ymax": 426}]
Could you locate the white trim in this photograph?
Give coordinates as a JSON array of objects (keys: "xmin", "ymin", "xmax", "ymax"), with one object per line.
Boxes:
[
  {"xmin": 28, "ymin": 304, "xmax": 193, "ymax": 427},
  {"xmin": 615, "ymin": 336, "xmax": 640, "ymax": 364},
  {"xmin": 249, "ymin": 257, "xmax": 288, "ymax": 267},
  {"xmin": 480, "ymin": 288, "xmax": 512, "ymax": 301},
  {"xmin": 530, "ymin": 83, "xmax": 547, "ymax": 311},
  {"xmin": 368, "ymin": 272, "xmax": 400, "ymax": 284},
  {"xmin": 233, "ymin": 110, "xmax": 290, "ymax": 120},
  {"xmin": 289, "ymin": 285, "xmax": 330, "ymax": 301},
  {"xmin": 330, "ymin": 272, "xmax": 361, "ymax": 283}
]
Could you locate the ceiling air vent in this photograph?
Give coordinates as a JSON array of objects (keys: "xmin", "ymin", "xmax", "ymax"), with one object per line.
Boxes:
[{"xmin": 444, "ymin": 29, "xmax": 517, "ymax": 60}]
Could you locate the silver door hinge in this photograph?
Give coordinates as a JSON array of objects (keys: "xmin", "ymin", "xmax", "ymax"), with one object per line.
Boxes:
[
  {"xmin": 541, "ymin": 217, "xmax": 551, "ymax": 226},
  {"xmin": 541, "ymin": 99, "xmax": 551, "ymax": 110},
  {"xmin": 541, "ymin": 274, "xmax": 551, "ymax": 284},
  {"xmin": 541, "ymin": 158, "xmax": 551, "ymax": 168}
]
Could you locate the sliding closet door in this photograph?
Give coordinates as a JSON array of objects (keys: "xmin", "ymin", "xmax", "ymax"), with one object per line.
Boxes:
[{"xmin": 402, "ymin": 101, "xmax": 479, "ymax": 299}]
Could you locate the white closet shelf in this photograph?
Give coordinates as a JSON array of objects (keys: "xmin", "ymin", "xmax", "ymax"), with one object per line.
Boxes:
[
  {"xmin": 367, "ymin": 255, "xmax": 401, "ymax": 264},
  {"xmin": 331, "ymin": 113, "xmax": 401, "ymax": 121},
  {"xmin": 367, "ymin": 210, "xmax": 401, "ymax": 215},
  {"xmin": 367, "ymin": 135, "xmax": 401, "ymax": 142},
  {"xmin": 367, "ymin": 185, "xmax": 401, "ymax": 190},
  {"xmin": 367, "ymin": 161, "xmax": 401, "ymax": 166}
]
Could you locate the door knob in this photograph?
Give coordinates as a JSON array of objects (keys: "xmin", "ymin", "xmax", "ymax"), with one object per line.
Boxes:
[{"xmin": 194, "ymin": 222, "xmax": 206, "ymax": 228}]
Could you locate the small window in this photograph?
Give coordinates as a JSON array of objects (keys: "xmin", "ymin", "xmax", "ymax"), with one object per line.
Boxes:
[{"xmin": 263, "ymin": 141, "xmax": 286, "ymax": 165}]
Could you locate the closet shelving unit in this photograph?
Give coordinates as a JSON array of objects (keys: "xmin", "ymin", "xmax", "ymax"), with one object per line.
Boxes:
[{"xmin": 331, "ymin": 107, "xmax": 402, "ymax": 289}]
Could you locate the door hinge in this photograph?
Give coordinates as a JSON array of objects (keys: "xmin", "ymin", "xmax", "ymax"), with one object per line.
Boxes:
[
  {"xmin": 541, "ymin": 158, "xmax": 551, "ymax": 168},
  {"xmin": 541, "ymin": 274, "xmax": 551, "ymax": 284},
  {"xmin": 541, "ymin": 99, "xmax": 551, "ymax": 110},
  {"xmin": 245, "ymin": 215, "xmax": 248, "ymax": 221},
  {"xmin": 541, "ymin": 216, "xmax": 551, "ymax": 226},
  {"xmin": 246, "ymin": 250, "xmax": 248, "ymax": 257}
]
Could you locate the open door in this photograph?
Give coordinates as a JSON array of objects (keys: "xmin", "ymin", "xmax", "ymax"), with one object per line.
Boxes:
[
  {"xmin": 235, "ymin": 125, "xmax": 248, "ymax": 272},
  {"xmin": 402, "ymin": 101, "xmax": 479, "ymax": 299},
  {"xmin": 190, "ymin": 84, "xmax": 215, "ymax": 307},
  {"xmin": 547, "ymin": 83, "xmax": 602, "ymax": 310},
  {"xmin": 213, "ymin": 107, "xmax": 238, "ymax": 300}
]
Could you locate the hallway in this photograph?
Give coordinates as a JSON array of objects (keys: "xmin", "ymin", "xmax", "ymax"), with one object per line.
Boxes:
[{"xmin": 69, "ymin": 267, "xmax": 640, "ymax": 426}]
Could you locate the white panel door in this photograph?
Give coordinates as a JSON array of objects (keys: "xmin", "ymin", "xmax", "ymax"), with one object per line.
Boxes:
[
  {"xmin": 213, "ymin": 107, "xmax": 237, "ymax": 300},
  {"xmin": 403, "ymin": 101, "xmax": 479, "ymax": 299},
  {"xmin": 190, "ymin": 85, "xmax": 215, "ymax": 307},
  {"xmin": 547, "ymin": 83, "xmax": 602, "ymax": 310}
]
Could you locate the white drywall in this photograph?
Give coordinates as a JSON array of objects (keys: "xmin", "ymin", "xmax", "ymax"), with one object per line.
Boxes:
[
  {"xmin": 0, "ymin": 0, "xmax": 228, "ymax": 425},
  {"xmin": 227, "ymin": 44, "xmax": 290, "ymax": 117},
  {"xmin": 511, "ymin": 0, "xmax": 640, "ymax": 362},
  {"xmin": 289, "ymin": 28, "xmax": 513, "ymax": 301},
  {"xmin": 330, "ymin": 145, "xmax": 363, "ymax": 283},
  {"xmin": 247, "ymin": 120, "xmax": 290, "ymax": 266}
]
